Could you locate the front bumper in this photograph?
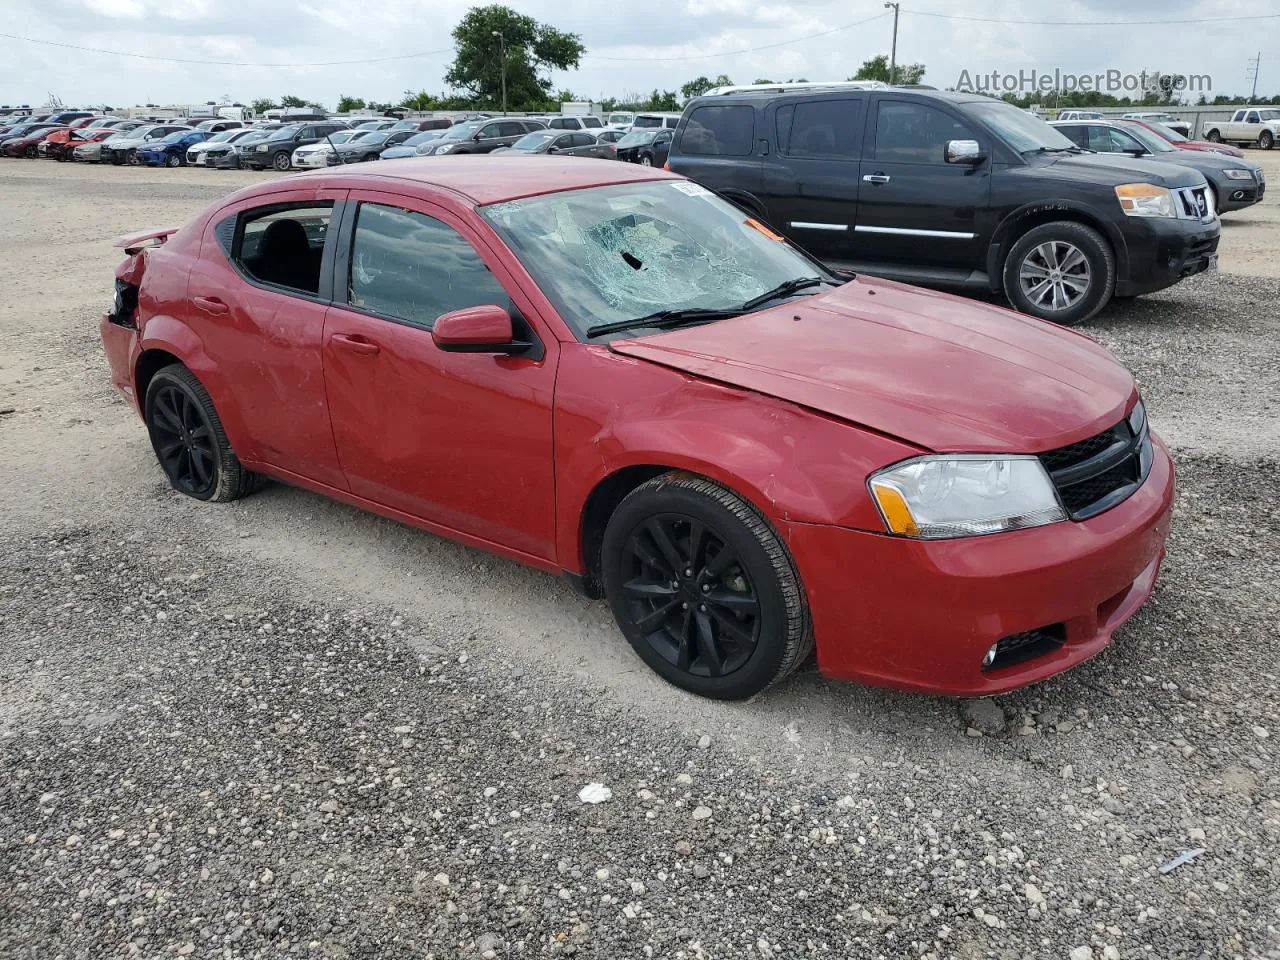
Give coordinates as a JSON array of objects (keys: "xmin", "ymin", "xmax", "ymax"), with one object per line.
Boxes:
[
  {"xmin": 293, "ymin": 152, "xmax": 332, "ymax": 169},
  {"xmin": 782, "ymin": 436, "xmax": 1175, "ymax": 696},
  {"xmin": 1216, "ymin": 176, "xmax": 1265, "ymax": 212},
  {"xmin": 209, "ymin": 150, "xmax": 243, "ymax": 169},
  {"xmin": 136, "ymin": 151, "xmax": 167, "ymax": 166},
  {"xmin": 1114, "ymin": 215, "xmax": 1220, "ymax": 297}
]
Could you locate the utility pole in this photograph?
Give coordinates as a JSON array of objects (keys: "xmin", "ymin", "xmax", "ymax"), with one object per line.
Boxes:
[
  {"xmin": 884, "ymin": 2, "xmax": 900, "ymax": 85},
  {"xmin": 1246, "ymin": 52, "xmax": 1261, "ymax": 102},
  {"xmin": 492, "ymin": 30, "xmax": 508, "ymax": 116}
]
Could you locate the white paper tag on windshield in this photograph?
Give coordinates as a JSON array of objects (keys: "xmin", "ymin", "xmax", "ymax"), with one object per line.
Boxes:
[{"xmin": 670, "ymin": 181, "xmax": 713, "ymax": 197}]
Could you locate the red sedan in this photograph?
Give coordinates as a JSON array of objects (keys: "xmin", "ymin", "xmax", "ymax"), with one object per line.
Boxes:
[
  {"xmin": 1124, "ymin": 117, "xmax": 1246, "ymax": 159},
  {"xmin": 100, "ymin": 159, "xmax": 1174, "ymax": 700}
]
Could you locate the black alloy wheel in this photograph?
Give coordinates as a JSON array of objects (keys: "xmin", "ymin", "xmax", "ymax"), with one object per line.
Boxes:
[
  {"xmin": 619, "ymin": 514, "xmax": 761, "ymax": 678},
  {"xmin": 148, "ymin": 382, "xmax": 218, "ymax": 497},
  {"xmin": 144, "ymin": 365, "xmax": 259, "ymax": 502},
  {"xmin": 601, "ymin": 473, "xmax": 813, "ymax": 700}
]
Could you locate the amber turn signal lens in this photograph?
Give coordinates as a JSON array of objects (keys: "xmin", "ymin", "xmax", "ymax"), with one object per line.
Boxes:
[{"xmin": 868, "ymin": 482, "xmax": 920, "ymax": 537}]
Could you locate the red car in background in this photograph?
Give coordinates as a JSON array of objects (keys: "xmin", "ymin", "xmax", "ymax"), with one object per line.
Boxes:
[
  {"xmin": 41, "ymin": 126, "xmax": 117, "ymax": 161},
  {"xmin": 1124, "ymin": 117, "xmax": 1246, "ymax": 159},
  {"xmin": 99, "ymin": 159, "xmax": 1174, "ymax": 701},
  {"xmin": 3, "ymin": 124, "xmax": 67, "ymax": 157}
]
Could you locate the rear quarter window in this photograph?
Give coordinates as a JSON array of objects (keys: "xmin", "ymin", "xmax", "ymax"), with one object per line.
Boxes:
[{"xmin": 679, "ymin": 105, "xmax": 755, "ymax": 156}]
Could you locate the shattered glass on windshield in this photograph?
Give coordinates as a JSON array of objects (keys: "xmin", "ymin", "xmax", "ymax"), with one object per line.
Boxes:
[{"xmin": 484, "ymin": 182, "xmax": 825, "ymax": 337}]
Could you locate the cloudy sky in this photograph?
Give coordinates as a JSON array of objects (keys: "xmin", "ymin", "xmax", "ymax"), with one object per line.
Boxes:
[{"xmin": 2, "ymin": 0, "xmax": 1273, "ymax": 110}]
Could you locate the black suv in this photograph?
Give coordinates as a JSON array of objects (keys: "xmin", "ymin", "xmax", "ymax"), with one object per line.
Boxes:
[
  {"xmin": 415, "ymin": 118, "xmax": 546, "ymax": 156},
  {"xmin": 668, "ymin": 87, "xmax": 1220, "ymax": 325},
  {"xmin": 241, "ymin": 122, "xmax": 348, "ymax": 171}
]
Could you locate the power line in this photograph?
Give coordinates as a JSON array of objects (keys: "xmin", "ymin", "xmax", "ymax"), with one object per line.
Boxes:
[
  {"xmin": 906, "ymin": 9, "xmax": 1280, "ymax": 25},
  {"xmin": 583, "ymin": 12, "xmax": 891, "ymax": 62},
  {"xmin": 0, "ymin": 31, "xmax": 452, "ymax": 66}
]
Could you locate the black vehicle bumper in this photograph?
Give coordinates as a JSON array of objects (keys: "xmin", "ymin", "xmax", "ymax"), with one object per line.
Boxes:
[
  {"xmin": 1114, "ymin": 216, "xmax": 1220, "ymax": 297},
  {"xmin": 208, "ymin": 151, "xmax": 242, "ymax": 169},
  {"xmin": 1216, "ymin": 179, "xmax": 1265, "ymax": 212},
  {"xmin": 239, "ymin": 150, "xmax": 273, "ymax": 169}
]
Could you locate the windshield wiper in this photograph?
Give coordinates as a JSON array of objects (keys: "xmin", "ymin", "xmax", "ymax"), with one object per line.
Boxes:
[
  {"xmin": 585, "ymin": 307, "xmax": 740, "ymax": 339},
  {"xmin": 1024, "ymin": 146, "xmax": 1081, "ymax": 155},
  {"xmin": 739, "ymin": 276, "xmax": 829, "ymax": 311}
]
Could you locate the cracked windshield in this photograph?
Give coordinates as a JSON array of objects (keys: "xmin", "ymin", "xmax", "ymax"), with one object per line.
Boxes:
[{"xmin": 483, "ymin": 181, "xmax": 832, "ymax": 339}]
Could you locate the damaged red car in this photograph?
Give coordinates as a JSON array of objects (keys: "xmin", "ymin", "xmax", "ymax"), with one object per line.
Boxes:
[{"xmin": 100, "ymin": 159, "xmax": 1174, "ymax": 700}]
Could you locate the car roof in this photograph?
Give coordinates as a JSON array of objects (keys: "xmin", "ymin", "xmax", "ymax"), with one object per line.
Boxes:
[
  {"xmin": 693, "ymin": 87, "xmax": 985, "ymax": 107},
  {"xmin": 243, "ymin": 155, "xmax": 680, "ymax": 205}
]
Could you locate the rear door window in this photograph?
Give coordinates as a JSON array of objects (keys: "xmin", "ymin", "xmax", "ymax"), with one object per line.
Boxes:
[
  {"xmin": 498, "ymin": 121, "xmax": 524, "ymax": 138},
  {"xmin": 680, "ymin": 105, "xmax": 755, "ymax": 156},
  {"xmin": 872, "ymin": 101, "xmax": 976, "ymax": 163},
  {"xmin": 777, "ymin": 99, "xmax": 863, "ymax": 159}
]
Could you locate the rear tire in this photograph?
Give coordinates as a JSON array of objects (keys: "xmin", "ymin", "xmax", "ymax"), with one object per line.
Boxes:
[
  {"xmin": 144, "ymin": 365, "xmax": 259, "ymax": 503},
  {"xmin": 600, "ymin": 472, "xmax": 813, "ymax": 700},
  {"xmin": 1261, "ymin": 130, "xmax": 1274, "ymax": 150},
  {"xmin": 1002, "ymin": 221, "xmax": 1115, "ymax": 326},
  {"xmin": 1206, "ymin": 129, "xmax": 1221, "ymax": 143}
]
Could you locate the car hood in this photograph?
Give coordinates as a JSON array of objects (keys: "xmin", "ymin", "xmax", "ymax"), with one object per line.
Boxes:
[
  {"xmin": 1037, "ymin": 152, "xmax": 1208, "ymax": 188},
  {"xmin": 1145, "ymin": 151, "xmax": 1258, "ymax": 175},
  {"xmin": 608, "ymin": 276, "xmax": 1137, "ymax": 453}
]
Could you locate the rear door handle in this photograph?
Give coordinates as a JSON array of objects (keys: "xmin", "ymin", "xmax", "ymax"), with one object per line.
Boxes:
[
  {"xmin": 330, "ymin": 333, "xmax": 380, "ymax": 356},
  {"xmin": 192, "ymin": 296, "xmax": 228, "ymax": 315},
  {"xmin": 863, "ymin": 174, "xmax": 891, "ymax": 184}
]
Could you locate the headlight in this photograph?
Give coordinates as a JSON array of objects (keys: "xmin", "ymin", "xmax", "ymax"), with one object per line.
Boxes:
[
  {"xmin": 1222, "ymin": 168, "xmax": 1254, "ymax": 180},
  {"xmin": 434, "ymin": 143, "xmax": 454, "ymax": 154},
  {"xmin": 868, "ymin": 456, "xmax": 1066, "ymax": 540},
  {"xmin": 1114, "ymin": 183, "xmax": 1175, "ymax": 218}
]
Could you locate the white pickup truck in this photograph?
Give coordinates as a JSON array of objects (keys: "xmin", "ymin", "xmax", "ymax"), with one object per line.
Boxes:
[{"xmin": 1202, "ymin": 107, "xmax": 1279, "ymax": 150}]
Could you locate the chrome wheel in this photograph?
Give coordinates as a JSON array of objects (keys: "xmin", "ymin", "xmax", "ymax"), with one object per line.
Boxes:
[{"xmin": 1018, "ymin": 241, "xmax": 1092, "ymax": 313}]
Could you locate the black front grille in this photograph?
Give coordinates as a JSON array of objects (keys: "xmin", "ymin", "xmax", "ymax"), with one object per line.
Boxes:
[
  {"xmin": 1039, "ymin": 403, "xmax": 1153, "ymax": 521},
  {"xmin": 983, "ymin": 625, "xmax": 1066, "ymax": 672}
]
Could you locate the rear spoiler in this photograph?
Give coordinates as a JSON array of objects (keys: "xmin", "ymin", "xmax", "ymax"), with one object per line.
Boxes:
[{"xmin": 114, "ymin": 226, "xmax": 180, "ymax": 256}]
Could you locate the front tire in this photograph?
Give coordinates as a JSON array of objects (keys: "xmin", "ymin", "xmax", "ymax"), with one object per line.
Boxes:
[
  {"xmin": 1261, "ymin": 130, "xmax": 1274, "ymax": 150},
  {"xmin": 1002, "ymin": 221, "xmax": 1115, "ymax": 326},
  {"xmin": 144, "ymin": 365, "xmax": 258, "ymax": 503},
  {"xmin": 363, "ymin": 153, "xmax": 378, "ymax": 162},
  {"xmin": 272, "ymin": 151, "xmax": 291, "ymax": 171},
  {"xmin": 165, "ymin": 154, "xmax": 181, "ymax": 167},
  {"xmin": 600, "ymin": 472, "xmax": 813, "ymax": 700},
  {"xmin": 639, "ymin": 153, "xmax": 653, "ymax": 166}
]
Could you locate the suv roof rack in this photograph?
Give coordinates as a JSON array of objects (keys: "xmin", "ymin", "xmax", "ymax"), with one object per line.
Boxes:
[{"xmin": 702, "ymin": 80, "xmax": 889, "ymax": 96}]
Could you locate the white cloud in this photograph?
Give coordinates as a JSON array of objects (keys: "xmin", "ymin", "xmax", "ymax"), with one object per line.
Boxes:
[{"xmin": 0, "ymin": 0, "xmax": 1273, "ymax": 110}]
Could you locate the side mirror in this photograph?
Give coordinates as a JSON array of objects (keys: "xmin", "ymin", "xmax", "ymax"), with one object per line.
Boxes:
[
  {"xmin": 1124, "ymin": 147, "xmax": 1147, "ymax": 157},
  {"xmin": 473, "ymin": 131, "xmax": 484, "ymax": 141},
  {"xmin": 432, "ymin": 305, "xmax": 530, "ymax": 355},
  {"xmin": 944, "ymin": 139, "xmax": 984, "ymax": 164},
  {"xmin": 547, "ymin": 146, "xmax": 559, "ymax": 154}
]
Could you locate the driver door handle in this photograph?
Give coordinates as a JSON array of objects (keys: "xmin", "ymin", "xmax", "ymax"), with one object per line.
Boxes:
[
  {"xmin": 330, "ymin": 333, "xmax": 380, "ymax": 356},
  {"xmin": 863, "ymin": 173, "xmax": 891, "ymax": 184}
]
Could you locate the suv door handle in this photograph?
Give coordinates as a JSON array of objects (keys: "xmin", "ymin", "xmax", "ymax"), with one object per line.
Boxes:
[
  {"xmin": 330, "ymin": 333, "xmax": 380, "ymax": 356},
  {"xmin": 863, "ymin": 173, "xmax": 891, "ymax": 184},
  {"xmin": 192, "ymin": 296, "xmax": 228, "ymax": 315}
]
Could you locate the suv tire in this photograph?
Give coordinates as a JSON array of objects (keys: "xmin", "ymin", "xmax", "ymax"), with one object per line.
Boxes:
[
  {"xmin": 1002, "ymin": 221, "xmax": 1115, "ymax": 326},
  {"xmin": 272, "ymin": 151, "xmax": 291, "ymax": 171},
  {"xmin": 1261, "ymin": 130, "xmax": 1274, "ymax": 150}
]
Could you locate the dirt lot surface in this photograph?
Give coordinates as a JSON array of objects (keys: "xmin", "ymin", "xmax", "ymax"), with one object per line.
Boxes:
[{"xmin": 1, "ymin": 160, "xmax": 1278, "ymax": 959}]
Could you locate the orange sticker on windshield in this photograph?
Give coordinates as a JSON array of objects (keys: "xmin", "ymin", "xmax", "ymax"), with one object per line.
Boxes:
[{"xmin": 744, "ymin": 218, "xmax": 786, "ymax": 243}]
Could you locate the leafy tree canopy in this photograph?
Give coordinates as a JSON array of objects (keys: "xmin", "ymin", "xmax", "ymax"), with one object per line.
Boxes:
[{"xmin": 445, "ymin": 5, "xmax": 584, "ymax": 111}]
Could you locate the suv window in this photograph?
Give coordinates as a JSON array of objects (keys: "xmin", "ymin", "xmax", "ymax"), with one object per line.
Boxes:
[
  {"xmin": 681, "ymin": 105, "xmax": 754, "ymax": 156},
  {"xmin": 347, "ymin": 204, "xmax": 509, "ymax": 329},
  {"xmin": 873, "ymin": 100, "xmax": 976, "ymax": 163},
  {"xmin": 777, "ymin": 99, "xmax": 863, "ymax": 159},
  {"xmin": 498, "ymin": 121, "xmax": 524, "ymax": 138},
  {"xmin": 1246, "ymin": 111, "xmax": 1261, "ymax": 124},
  {"xmin": 549, "ymin": 117, "xmax": 573, "ymax": 130},
  {"xmin": 236, "ymin": 203, "xmax": 333, "ymax": 296},
  {"xmin": 583, "ymin": 116, "xmax": 602, "ymax": 128}
]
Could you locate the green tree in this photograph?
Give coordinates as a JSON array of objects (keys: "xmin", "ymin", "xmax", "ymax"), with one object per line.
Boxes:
[
  {"xmin": 752, "ymin": 78, "xmax": 774, "ymax": 84},
  {"xmin": 400, "ymin": 90, "xmax": 438, "ymax": 111},
  {"xmin": 851, "ymin": 54, "xmax": 925, "ymax": 85},
  {"xmin": 250, "ymin": 97, "xmax": 276, "ymax": 114},
  {"xmin": 680, "ymin": 74, "xmax": 733, "ymax": 100},
  {"xmin": 336, "ymin": 95, "xmax": 367, "ymax": 112},
  {"xmin": 445, "ymin": 5, "xmax": 584, "ymax": 111},
  {"xmin": 279, "ymin": 94, "xmax": 309, "ymax": 108},
  {"xmin": 645, "ymin": 89, "xmax": 681, "ymax": 111}
]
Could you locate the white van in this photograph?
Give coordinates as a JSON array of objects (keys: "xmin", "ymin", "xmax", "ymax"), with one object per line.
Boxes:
[{"xmin": 631, "ymin": 112, "xmax": 681, "ymax": 131}]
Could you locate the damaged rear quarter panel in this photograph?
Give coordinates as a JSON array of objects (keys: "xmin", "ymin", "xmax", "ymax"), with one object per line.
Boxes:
[{"xmin": 553, "ymin": 345, "xmax": 922, "ymax": 573}]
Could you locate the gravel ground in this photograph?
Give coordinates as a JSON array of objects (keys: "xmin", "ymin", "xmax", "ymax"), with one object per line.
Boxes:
[{"xmin": 1, "ymin": 162, "xmax": 1279, "ymax": 959}]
